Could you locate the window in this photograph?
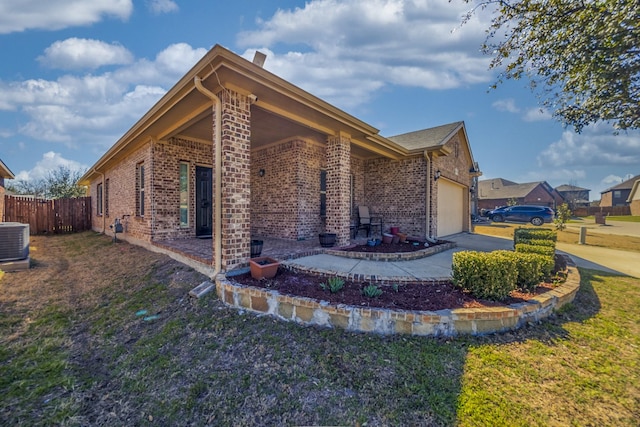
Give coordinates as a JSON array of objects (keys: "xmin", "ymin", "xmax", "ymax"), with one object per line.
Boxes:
[
  {"xmin": 320, "ymin": 170, "xmax": 327, "ymax": 217},
  {"xmin": 613, "ymin": 190, "xmax": 621, "ymax": 199},
  {"xmin": 179, "ymin": 162, "xmax": 189, "ymax": 227},
  {"xmin": 137, "ymin": 163, "xmax": 145, "ymax": 217},
  {"xmin": 97, "ymin": 183, "xmax": 103, "ymax": 216},
  {"xmin": 105, "ymin": 179, "xmax": 109, "ymax": 217}
]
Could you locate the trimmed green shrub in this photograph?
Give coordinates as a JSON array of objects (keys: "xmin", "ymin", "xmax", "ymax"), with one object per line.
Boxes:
[
  {"xmin": 452, "ymin": 251, "xmax": 518, "ymax": 301},
  {"xmin": 516, "ymin": 238, "xmax": 556, "ymax": 248},
  {"xmin": 509, "ymin": 252, "xmax": 554, "ymax": 292},
  {"xmin": 515, "ymin": 243, "xmax": 555, "ymax": 258},
  {"xmin": 514, "ymin": 228, "xmax": 557, "ymax": 245}
]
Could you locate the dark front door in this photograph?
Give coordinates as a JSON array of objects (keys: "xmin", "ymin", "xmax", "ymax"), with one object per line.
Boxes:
[{"xmin": 196, "ymin": 166, "xmax": 212, "ymax": 237}]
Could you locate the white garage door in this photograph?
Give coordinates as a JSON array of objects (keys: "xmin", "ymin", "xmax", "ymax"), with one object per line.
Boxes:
[{"xmin": 437, "ymin": 178, "xmax": 465, "ymax": 237}]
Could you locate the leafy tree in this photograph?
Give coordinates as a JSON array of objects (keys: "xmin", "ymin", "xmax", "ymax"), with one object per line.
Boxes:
[
  {"xmin": 6, "ymin": 166, "xmax": 86, "ymax": 199},
  {"xmin": 44, "ymin": 166, "xmax": 87, "ymax": 199},
  {"xmin": 554, "ymin": 203, "xmax": 572, "ymax": 230},
  {"xmin": 460, "ymin": 0, "xmax": 640, "ymax": 131}
]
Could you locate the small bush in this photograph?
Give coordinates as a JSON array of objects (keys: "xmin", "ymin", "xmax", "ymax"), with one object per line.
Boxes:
[
  {"xmin": 554, "ymin": 203, "xmax": 572, "ymax": 230},
  {"xmin": 515, "ymin": 243, "xmax": 555, "ymax": 258},
  {"xmin": 514, "ymin": 228, "xmax": 557, "ymax": 245},
  {"xmin": 516, "ymin": 238, "xmax": 556, "ymax": 248},
  {"xmin": 362, "ymin": 284, "xmax": 383, "ymax": 298},
  {"xmin": 452, "ymin": 251, "xmax": 518, "ymax": 301},
  {"xmin": 510, "ymin": 252, "xmax": 554, "ymax": 292},
  {"xmin": 320, "ymin": 277, "xmax": 345, "ymax": 293}
]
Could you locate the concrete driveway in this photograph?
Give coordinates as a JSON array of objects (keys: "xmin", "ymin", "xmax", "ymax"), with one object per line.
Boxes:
[{"xmin": 286, "ymin": 230, "xmax": 639, "ymax": 280}]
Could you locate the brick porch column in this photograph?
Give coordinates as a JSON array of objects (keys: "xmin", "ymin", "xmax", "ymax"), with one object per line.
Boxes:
[
  {"xmin": 326, "ymin": 132, "xmax": 351, "ymax": 246},
  {"xmin": 213, "ymin": 89, "xmax": 251, "ymax": 271}
]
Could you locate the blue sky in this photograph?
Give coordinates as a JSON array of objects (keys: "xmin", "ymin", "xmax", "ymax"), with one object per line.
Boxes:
[{"xmin": 0, "ymin": 0, "xmax": 637, "ymax": 200}]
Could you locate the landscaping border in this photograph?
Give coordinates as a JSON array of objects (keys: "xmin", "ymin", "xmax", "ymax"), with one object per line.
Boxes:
[
  {"xmin": 325, "ymin": 241, "xmax": 455, "ymax": 261},
  {"xmin": 215, "ymin": 257, "xmax": 581, "ymax": 336}
]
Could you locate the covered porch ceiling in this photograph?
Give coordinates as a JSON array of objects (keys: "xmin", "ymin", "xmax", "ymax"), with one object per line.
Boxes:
[
  {"xmin": 79, "ymin": 45, "xmax": 409, "ymax": 184},
  {"xmin": 163, "ymin": 104, "xmax": 396, "ymax": 159}
]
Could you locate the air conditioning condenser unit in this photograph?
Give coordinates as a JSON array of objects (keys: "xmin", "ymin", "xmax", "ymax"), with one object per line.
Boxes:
[{"xmin": 0, "ymin": 222, "xmax": 30, "ymax": 262}]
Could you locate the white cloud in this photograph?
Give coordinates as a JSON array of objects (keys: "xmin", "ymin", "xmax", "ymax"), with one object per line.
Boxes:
[
  {"xmin": 38, "ymin": 38, "xmax": 134, "ymax": 70},
  {"xmin": 537, "ymin": 124, "xmax": 640, "ymax": 167},
  {"xmin": 146, "ymin": 0, "xmax": 178, "ymax": 14},
  {"xmin": 492, "ymin": 98, "xmax": 520, "ymax": 113},
  {"xmin": 237, "ymin": 0, "xmax": 494, "ymax": 108},
  {"xmin": 522, "ymin": 107, "xmax": 552, "ymax": 122},
  {"xmin": 0, "ymin": 42, "xmax": 205, "ymax": 146},
  {"xmin": 601, "ymin": 174, "xmax": 623, "ymax": 186},
  {"xmin": 0, "ymin": 0, "xmax": 132, "ymax": 34},
  {"xmin": 14, "ymin": 151, "xmax": 87, "ymax": 181}
]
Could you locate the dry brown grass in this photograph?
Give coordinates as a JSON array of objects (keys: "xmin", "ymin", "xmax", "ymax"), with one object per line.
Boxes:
[
  {"xmin": 1, "ymin": 231, "xmax": 639, "ymax": 426},
  {"xmin": 474, "ymin": 223, "xmax": 640, "ymax": 253}
]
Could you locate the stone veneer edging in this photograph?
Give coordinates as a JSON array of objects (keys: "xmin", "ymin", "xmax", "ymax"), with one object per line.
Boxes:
[
  {"xmin": 214, "ymin": 260, "xmax": 581, "ymax": 336},
  {"xmin": 324, "ymin": 241, "xmax": 455, "ymax": 261}
]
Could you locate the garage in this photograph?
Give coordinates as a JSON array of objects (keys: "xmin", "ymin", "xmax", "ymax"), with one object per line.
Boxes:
[{"xmin": 437, "ymin": 178, "xmax": 466, "ymax": 237}]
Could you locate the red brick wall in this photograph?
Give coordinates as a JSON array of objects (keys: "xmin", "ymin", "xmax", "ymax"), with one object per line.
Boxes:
[
  {"xmin": 523, "ymin": 185, "xmax": 557, "ymax": 207},
  {"xmin": 90, "ymin": 142, "xmax": 153, "ymax": 240},
  {"xmin": 360, "ymin": 130, "xmax": 473, "ymax": 237},
  {"xmin": 152, "ymin": 138, "xmax": 212, "ymax": 240},
  {"xmin": 219, "ymin": 90, "xmax": 252, "ymax": 270},
  {"xmin": 251, "ymin": 139, "xmax": 326, "ymax": 240},
  {"xmin": 599, "ymin": 191, "xmax": 613, "ymax": 207},
  {"xmin": 326, "ymin": 133, "xmax": 352, "ymax": 245},
  {"xmin": 364, "ymin": 156, "xmax": 427, "ymax": 236}
]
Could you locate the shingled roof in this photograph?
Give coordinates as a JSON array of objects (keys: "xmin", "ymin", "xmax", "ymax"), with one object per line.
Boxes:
[
  {"xmin": 601, "ymin": 174, "xmax": 640, "ymax": 193},
  {"xmin": 387, "ymin": 121, "xmax": 464, "ymax": 151},
  {"xmin": 478, "ymin": 180, "xmax": 546, "ymax": 200},
  {"xmin": 0, "ymin": 158, "xmax": 15, "ymax": 179},
  {"xmin": 556, "ymin": 184, "xmax": 590, "ymax": 192}
]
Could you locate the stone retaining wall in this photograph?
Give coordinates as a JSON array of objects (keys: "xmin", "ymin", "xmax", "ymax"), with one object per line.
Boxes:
[
  {"xmin": 215, "ymin": 264, "xmax": 581, "ymax": 336},
  {"xmin": 325, "ymin": 242, "xmax": 455, "ymax": 262}
]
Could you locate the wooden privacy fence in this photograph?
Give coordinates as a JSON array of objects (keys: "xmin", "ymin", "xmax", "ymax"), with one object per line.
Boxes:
[
  {"xmin": 573, "ymin": 206, "xmax": 631, "ymax": 217},
  {"xmin": 4, "ymin": 196, "xmax": 92, "ymax": 234}
]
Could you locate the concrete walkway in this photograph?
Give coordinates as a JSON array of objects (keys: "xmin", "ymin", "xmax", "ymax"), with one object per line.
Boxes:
[{"xmin": 286, "ymin": 232, "xmax": 639, "ymax": 280}]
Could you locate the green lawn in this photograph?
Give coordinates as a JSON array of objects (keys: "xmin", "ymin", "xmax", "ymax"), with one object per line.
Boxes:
[{"xmin": 1, "ymin": 233, "xmax": 638, "ymax": 425}]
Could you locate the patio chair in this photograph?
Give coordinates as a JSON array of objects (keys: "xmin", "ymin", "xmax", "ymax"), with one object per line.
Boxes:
[{"xmin": 356, "ymin": 206, "xmax": 383, "ymax": 237}]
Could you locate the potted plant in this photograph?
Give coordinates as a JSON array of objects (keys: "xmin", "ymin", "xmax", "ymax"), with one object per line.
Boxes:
[
  {"xmin": 249, "ymin": 257, "xmax": 280, "ymax": 279},
  {"xmin": 318, "ymin": 233, "xmax": 337, "ymax": 247}
]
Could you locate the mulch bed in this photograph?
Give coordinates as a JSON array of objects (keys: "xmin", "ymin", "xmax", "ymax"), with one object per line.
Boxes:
[
  {"xmin": 340, "ymin": 238, "xmax": 448, "ymax": 254},
  {"xmin": 230, "ymin": 261, "xmax": 564, "ymax": 312}
]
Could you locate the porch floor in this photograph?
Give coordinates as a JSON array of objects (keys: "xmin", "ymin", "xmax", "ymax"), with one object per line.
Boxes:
[{"xmin": 153, "ymin": 234, "xmax": 372, "ymax": 266}]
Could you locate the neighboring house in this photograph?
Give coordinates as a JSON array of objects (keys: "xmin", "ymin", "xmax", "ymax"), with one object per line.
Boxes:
[
  {"xmin": 627, "ymin": 179, "xmax": 640, "ymax": 216},
  {"xmin": 78, "ymin": 45, "xmax": 480, "ymax": 273},
  {"xmin": 600, "ymin": 174, "xmax": 640, "ymax": 207},
  {"xmin": 555, "ymin": 184, "xmax": 591, "ymax": 208},
  {"xmin": 0, "ymin": 158, "xmax": 15, "ymax": 222},
  {"xmin": 477, "ymin": 178, "xmax": 563, "ymax": 211}
]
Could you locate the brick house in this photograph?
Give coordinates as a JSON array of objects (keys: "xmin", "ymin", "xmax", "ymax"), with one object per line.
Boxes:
[
  {"xmin": 0, "ymin": 158, "xmax": 15, "ymax": 222},
  {"xmin": 555, "ymin": 184, "xmax": 590, "ymax": 208},
  {"xmin": 627, "ymin": 179, "xmax": 640, "ymax": 216},
  {"xmin": 78, "ymin": 45, "xmax": 480, "ymax": 273},
  {"xmin": 600, "ymin": 174, "xmax": 640, "ymax": 207},
  {"xmin": 477, "ymin": 178, "xmax": 564, "ymax": 212}
]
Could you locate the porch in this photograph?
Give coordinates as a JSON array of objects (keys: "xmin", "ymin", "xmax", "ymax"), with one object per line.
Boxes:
[{"xmin": 152, "ymin": 234, "xmax": 373, "ymax": 269}]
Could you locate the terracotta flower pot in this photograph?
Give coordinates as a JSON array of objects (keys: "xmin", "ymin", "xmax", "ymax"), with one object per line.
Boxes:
[
  {"xmin": 249, "ymin": 257, "xmax": 280, "ymax": 279},
  {"xmin": 397, "ymin": 232, "xmax": 407, "ymax": 243},
  {"xmin": 382, "ymin": 233, "xmax": 393, "ymax": 244}
]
